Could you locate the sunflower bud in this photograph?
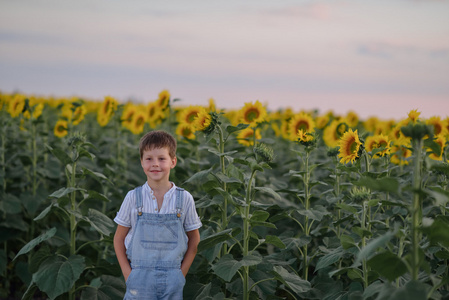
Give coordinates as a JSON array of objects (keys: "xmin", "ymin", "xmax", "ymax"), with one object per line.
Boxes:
[
  {"xmin": 254, "ymin": 143, "xmax": 274, "ymax": 163},
  {"xmin": 350, "ymin": 186, "xmax": 371, "ymax": 202},
  {"xmin": 401, "ymin": 122, "xmax": 433, "ymax": 142}
]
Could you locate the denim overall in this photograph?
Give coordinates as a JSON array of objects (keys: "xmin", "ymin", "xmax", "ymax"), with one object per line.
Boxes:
[{"xmin": 124, "ymin": 186, "xmax": 188, "ymax": 300}]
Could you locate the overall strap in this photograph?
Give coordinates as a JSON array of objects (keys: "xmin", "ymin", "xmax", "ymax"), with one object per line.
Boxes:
[
  {"xmin": 135, "ymin": 186, "xmax": 143, "ymax": 216},
  {"xmin": 175, "ymin": 187, "xmax": 184, "ymax": 217}
]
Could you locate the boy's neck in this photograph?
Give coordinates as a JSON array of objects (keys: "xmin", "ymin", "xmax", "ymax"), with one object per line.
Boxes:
[{"xmin": 147, "ymin": 181, "xmax": 173, "ymax": 194}]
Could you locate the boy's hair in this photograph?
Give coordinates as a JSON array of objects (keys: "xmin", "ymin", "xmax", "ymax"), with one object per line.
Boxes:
[{"xmin": 139, "ymin": 130, "xmax": 177, "ymax": 159}]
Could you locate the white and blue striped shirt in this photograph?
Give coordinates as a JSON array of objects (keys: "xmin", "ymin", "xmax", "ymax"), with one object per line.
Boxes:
[{"xmin": 114, "ymin": 182, "xmax": 202, "ymax": 249}]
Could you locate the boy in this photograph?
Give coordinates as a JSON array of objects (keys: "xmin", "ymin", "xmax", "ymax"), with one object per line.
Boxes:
[{"xmin": 114, "ymin": 130, "xmax": 202, "ymax": 299}]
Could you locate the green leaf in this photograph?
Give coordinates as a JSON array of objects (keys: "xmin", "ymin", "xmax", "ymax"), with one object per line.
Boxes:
[
  {"xmin": 272, "ymin": 266, "xmax": 311, "ymax": 294},
  {"xmin": 240, "ymin": 255, "xmax": 262, "ymax": 267},
  {"xmin": 296, "ymin": 205, "xmax": 330, "ymax": 221},
  {"xmin": 254, "ymin": 187, "xmax": 281, "ymax": 201},
  {"xmin": 265, "ymin": 235, "xmax": 286, "ymax": 249},
  {"xmin": 355, "ymin": 176, "xmax": 399, "ymax": 193},
  {"xmin": 426, "ymin": 187, "xmax": 449, "ymax": 206},
  {"xmin": 211, "ymin": 254, "xmax": 242, "ymax": 282},
  {"xmin": 422, "ymin": 216, "xmax": 449, "ymax": 247},
  {"xmin": 315, "ymin": 247, "xmax": 345, "ymax": 271},
  {"xmin": 33, "ymin": 255, "xmax": 85, "ymax": 299},
  {"xmin": 389, "ymin": 280, "xmax": 429, "ymax": 300},
  {"xmin": 355, "ymin": 231, "xmax": 395, "ymax": 264},
  {"xmin": 0, "ymin": 193, "xmax": 22, "ymax": 214},
  {"xmin": 13, "ymin": 228, "xmax": 57, "ymax": 261},
  {"xmin": 46, "ymin": 144, "xmax": 72, "ymax": 166},
  {"xmin": 80, "ymin": 275, "xmax": 125, "ymax": 300},
  {"xmin": 86, "ymin": 190, "xmax": 110, "ymax": 203},
  {"xmin": 49, "ymin": 187, "xmax": 85, "ymax": 199},
  {"xmin": 86, "ymin": 209, "xmax": 115, "ymax": 236},
  {"xmin": 250, "ymin": 210, "xmax": 270, "ymax": 222},
  {"xmin": 226, "ymin": 123, "xmax": 249, "ymax": 134},
  {"xmin": 198, "ymin": 229, "xmax": 234, "ymax": 252},
  {"xmin": 82, "ymin": 168, "xmax": 111, "ymax": 184},
  {"xmin": 34, "ymin": 203, "xmax": 54, "ymax": 221},
  {"xmin": 336, "ymin": 203, "xmax": 358, "ymax": 214},
  {"xmin": 367, "ymin": 252, "xmax": 407, "ymax": 282},
  {"xmin": 184, "ymin": 167, "xmax": 213, "ymax": 185},
  {"xmin": 340, "ymin": 234, "xmax": 356, "ymax": 250}
]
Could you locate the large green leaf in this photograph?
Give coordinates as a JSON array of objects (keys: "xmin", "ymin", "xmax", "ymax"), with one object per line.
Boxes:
[
  {"xmin": 13, "ymin": 228, "xmax": 57, "ymax": 261},
  {"xmin": 422, "ymin": 216, "xmax": 449, "ymax": 247},
  {"xmin": 80, "ymin": 275, "xmax": 125, "ymax": 300},
  {"xmin": 272, "ymin": 266, "xmax": 311, "ymax": 294},
  {"xmin": 296, "ymin": 205, "xmax": 330, "ymax": 221},
  {"xmin": 265, "ymin": 235, "xmax": 286, "ymax": 249},
  {"xmin": 0, "ymin": 193, "xmax": 21, "ymax": 214},
  {"xmin": 86, "ymin": 209, "xmax": 115, "ymax": 236},
  {"xmin": 184, "ymin": 167, "xmax": 214, "ymax": 185},
  {"xmin": 367, "ymin": 252, "xmax": 407, "ymax": 282},
  {"xmin": 33, "ymin": 255, "xmax": 85, "ymax": 299},
  {"xmin": 254, "ymin": 187, "xmax": 281, "ymax": 201},
  {"xmin": 46, "ymin": 144, "xmax": 72, "ymax": 166},
  {"xmin": 211, "ymin": 254, "xmax": 242, "ymax": 282},
  {"xmin": 388, "ymin": 280, "xmax": 429, "ymax": 300},
  {"xmin": 355, "ymin": 176, "xmax": 399, "ymax": 194},
  {"xmin": 49, "ymin": 187, "xmax": 85, "ymax": 199},
  {"xmin": 315, "ymin": 247, "xmax": 345, "ymax": 271},
  {"xmin": 198, "ymin": 228, "xmax": 234, "ymax": 252},
  {"xmin": 355, "ymin": 231, "xmax": 395, "ymax": 264}
]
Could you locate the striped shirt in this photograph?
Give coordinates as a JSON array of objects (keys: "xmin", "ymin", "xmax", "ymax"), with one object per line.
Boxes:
[{"xmin": 114, "ymin": 182, "xmax": 202, "ymax": 249}]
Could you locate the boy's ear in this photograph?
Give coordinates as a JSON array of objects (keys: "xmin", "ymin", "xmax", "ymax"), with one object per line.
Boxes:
[{"xmin": 171, "ymin": 156, "xmax": 177, "ymax": 168}]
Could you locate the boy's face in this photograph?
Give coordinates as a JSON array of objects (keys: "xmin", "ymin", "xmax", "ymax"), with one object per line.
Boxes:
[{"xmin": 140, "ymin": 147, "xmax": 177, "ymax": 185}]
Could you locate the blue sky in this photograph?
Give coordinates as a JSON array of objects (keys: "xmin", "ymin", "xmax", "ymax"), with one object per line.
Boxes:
[{"xmin": 1, "ymin": 0, "xmax": 448, "ymax": 120}]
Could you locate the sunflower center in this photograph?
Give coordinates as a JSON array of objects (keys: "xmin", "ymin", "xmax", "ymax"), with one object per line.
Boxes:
[
  {"xmin": 296, "ymin": 121, "xmax": 309, "ymax": 132},
  {"xmin": 182, "ymin": 127, "xmax": 192, "ymax": 136},
  {"xmin": 245, "ymin": 109, "xmax": 259, "ymax": 122},
  {"xmin": 136, "ymin": 117, "xmax": 144, "ymax": 127},
  {"xmin": 187, "ymin": 112, "xmax": 198, "ymax": 123}
]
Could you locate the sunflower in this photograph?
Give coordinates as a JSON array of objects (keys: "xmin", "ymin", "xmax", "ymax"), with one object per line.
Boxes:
[
  {"xmin": 426, "ymin": 116, "xmax": 447, "ymax": 137},
  {"xmin": 175, "ymin": 123, "xmax": 196, "ymax": 140},
  {"xmin": 72, "ymin": 105, "xmax": 87, "ymax": 126},
  {"xmin": 178, "ymin": 105, "xmax": 204, "ymax": 125},
  {"xmin": 23, "ymin": 98, "xmax": 45, "ymax": 120},
  {"xmin": 390, "ymin": 140, "xmax": 412, "ymax": 165},
  {"xmin": 323, "ymin": 120, "xmax": 349, "ymax": 148},
  {"xmin": 146, "ymin": 101, "xmax": 165, "ymax": 128},
  {"xmin": 363, "ymin": 116, "xmax": 379, "ymax": 133},
  {"xmin": 129, "ymin": 110, "xmax": 147, "ymax": 135},
  {"xmin": 338, "ymin": 129, "xmax": 362, "ymax": 164},
  {"xmin": 121, "ymin": 103, "xmax": 137, "ymax": 130},
  {"xmin": 8, "ymin": 94, "xmax": 26, "ymax": 118},
  {"xmin": 157, "ymin": 90, "xmax": 170, "ymax": 110},
  {"xmin": 428, "ymin": 134, "xmax": 446, "ymax": 161},
  {"xmin": 365, "ymin": 134, "xmax": 391, "ymax": 158},
  {"xmin": 54, "ymin": 120, "xmax": 68, "ymax": 138},
  {"xmin": 97, "ymin": 96, "xmax": 118, "ymax": 126},
  {"xmin": 192, "ymin": 107, "xmax": 212, "ymax": 131},
  {"xmin": 389, "ymin": 119, "xmax": 409, "ymax": 142},
  {"xmin": 237, "ymin": 127, "xmax": 261, "ymax": 147},
  {"xmin": 345, "ymin": 111, "xmax": 359, "ymax": 128},
  {"xmin": 237, "ymin": 101, "xmax": 267, "ymax": 127},
  {"xmin": 208, "ymin": 98, "xmax": 216, "ymax": 112},
  {"xmin": 288, "ymin": 112, "xmax": 315, "ymax": 141},
  {"xmin": 315, "ymin": 114, "xmax": 330, "ymax": 129},
  {"xmin": 407, "ymin": 109, "xmax": 421, "ymax": 124}
]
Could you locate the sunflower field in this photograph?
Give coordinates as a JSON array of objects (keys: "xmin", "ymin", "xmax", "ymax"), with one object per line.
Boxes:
[{"xmin": 1, "ymin": 90, "xmax": 449, "ymax": 300}]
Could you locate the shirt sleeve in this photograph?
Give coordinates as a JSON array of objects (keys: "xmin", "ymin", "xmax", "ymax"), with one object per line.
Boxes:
[
  {"xmin": 182, "ymin": 190, "xmax": 202, "ymax": 232},
  {"xmin": 114, "ymin": 190, "xmax": 133, "ymax": 228}
]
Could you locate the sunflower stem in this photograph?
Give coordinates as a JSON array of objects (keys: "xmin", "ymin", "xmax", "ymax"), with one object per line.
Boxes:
[
  {"xmin": 218, "ymin": 125, "xmax": 228, "ymax": 257},
  {"xmin": 411, "ymin": 138, "xmax": 423, "ymax": 281},
  {"xmin": 243, "ymin": 169, "xmax": 257, "ymax": 300},
  {"xmin": 303, "ymin": 151, "xmax": 310, "ymax": 281}
]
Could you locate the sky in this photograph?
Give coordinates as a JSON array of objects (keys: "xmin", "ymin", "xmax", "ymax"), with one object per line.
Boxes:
[{"xmin": 1, "ymin": 0, "xmax": 448, "ymax": 120}]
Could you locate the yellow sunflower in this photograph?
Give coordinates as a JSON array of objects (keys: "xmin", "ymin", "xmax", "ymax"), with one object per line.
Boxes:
[
  {"xmin": 338, "ymin": 129, "xmax": 362, "ymax": 164},
  {"xmin": 129, "ymin": 110, "xmax": 147, "ymax": 135},
  {"xmin": 146, "ymin": 101, "xmax": 165, "ymax": 128},
  {"xmin": 157, "ymin": 90, "xmax": 170, "ymax": 110},
  {"xmin": 72, "ymin": 105, "xmax": 87, "ymax": 126},
  {"xmin": 178, "ymin": 105, "xmax": 204, "ymax": 125},
  {"xmin": 365, "ymin": 134, "xmax": 391, "ymax": 158},
  {"xmin": 97, "ymin": 96, "xmax": 118, "ymax": 127},
  {"xmin": 426, "ymin": 116, "xmax": 447, "ymax": 137},
  {"xmin": 192, "ymin": 107, "xmax": 212, "ymax": 131},
  {"xmin": 237, "ymin": 127, "xmax": 261, "ymax": 147},
  {"xmin": 8, "ymin": 94, "xmax": 26, "ymax": 118},
  {"xmin": 345, "ymin": 111, "xmax": 359, "ymax": 128},
  {"xmin": 407, "ymin": 109, "xmax": 421, "ymax": 124},
  {"xmin": 208, "ymin": 98, "xmax": 216, "ymax": 112},
  {"xmin": 390, "ymin": 140, "xmax": 412, "ymax": 165},
  {"xmin": 323, "ymin": 120, "xmax": 349, "ymax": 148},
  {"xmin": 288, "ymin": 112, "xmax": 316, "ymax": 141},
  {"xmin": 54, "ymin": 120, "xmax": 68, "ymax": 138},
  {"xmin": 176, "ymin": 123, "xmax": 196, "ymax": 140},
  {"xmin": 428, "ymin": 134, "xmax": 446, "ymax": 161},
  {"xmin": 237, "ymin": 101, "xmax": 267, "ymax": 127},
  {"xmin": 297, "ymin": 129, "xmax": 314, "ymax": 143},
  {"xmin": 315, "ymin": 114, "xmax": 330, "ymax": 129},
  {"xmin": 121, "ymin": 103, "xmax": 137, "ymax": 130},
  {"xmin": 389, "ymin": 119, "xmax": 409, "ymax": 142},
  {"xmin": 363, "ymin": 116, "xmax": 379, "ymax": 133}
]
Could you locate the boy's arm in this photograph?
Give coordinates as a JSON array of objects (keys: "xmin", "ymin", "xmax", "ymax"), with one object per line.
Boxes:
[
  {"xmin": 181, "ymin": 229, "xmax": 200, "ymax": 277},
  {"xmin": 114, "ymin": 225, "xmax": 132, "ymax": 281}
]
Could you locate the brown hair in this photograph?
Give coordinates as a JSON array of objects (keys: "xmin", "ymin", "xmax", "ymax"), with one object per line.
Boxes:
[{"xmin": 139, "ymin": 130, "xmax": 177, "ymax": 159}]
